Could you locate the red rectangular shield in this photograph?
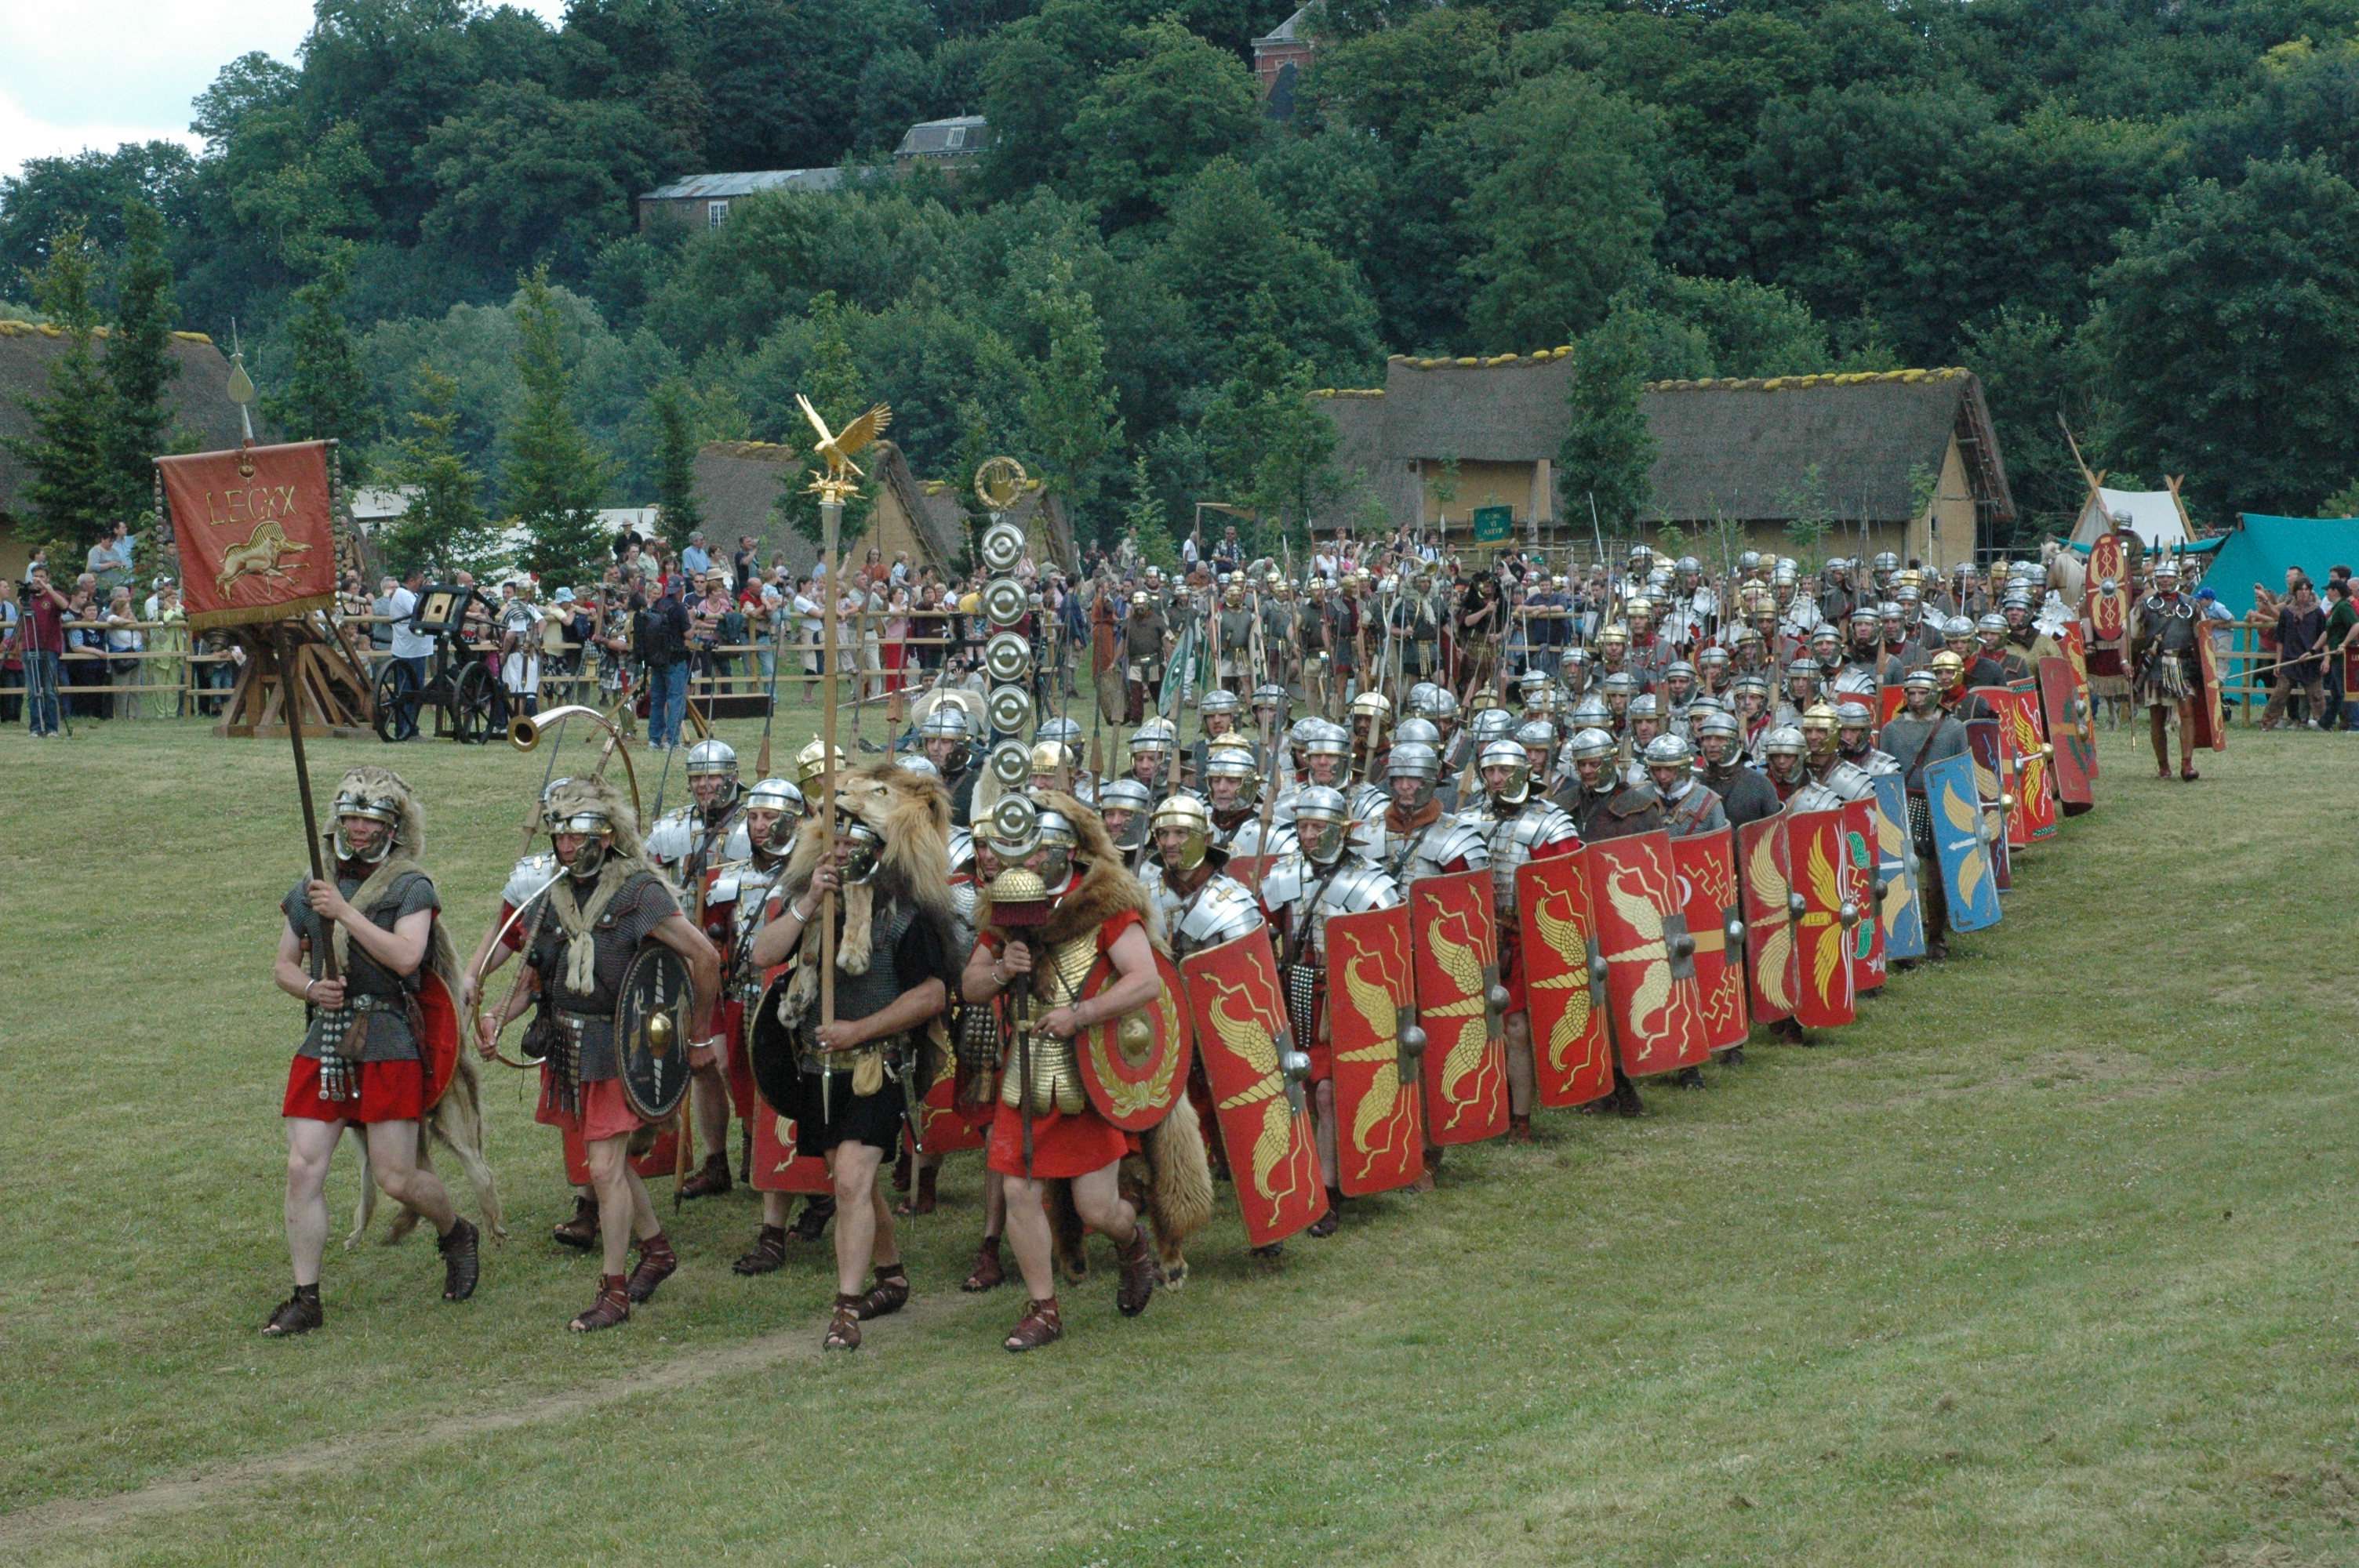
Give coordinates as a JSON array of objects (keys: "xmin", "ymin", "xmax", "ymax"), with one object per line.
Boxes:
[
  {"xmin": 1407, "ymin": 868, "xmax": 1510, "ymax": 1145},
  {"xmin": 1785, "ymin": 807, "xmax": 1857, "ymax": 1029},
  {"xmin": 156, "ymin": 440, "xmax": 341, "ymax": 631},
  {"xmin": 1671, "ymin": 829, "xmax": 1750, "ymax": 1052},
  {"xmin": 2191, "ymin": 634, "xmax": 2227, "ymax": 752},
  {"xmin": 1581, "ymin": 831, "xmax": 1710, "ymax": 1076},
  {"xmin": 1180, "ymin": 930, "xmax": 1326, "ymax": 1247},
  {"xmin": 1877, "ymin": 684, "xmax": 1907, "ymax": 724},
  {"xmin": 1513, "ymin": 852, "xmax": 1615, "ymax": 1109},
  {"xmin": 2086, "ymin": 532, "xmax": 2129, "ymax": 652},
  {"xmin": 1225, "ymin": 854, "xmax": 1275, "ymax": 899},
  {"xmin": 2060, "ymin": 623, "xmax": 2099, "ymax": 780},
  {"xmin": 1322, "ymin": 905, "xmax": 1427, "ymax": 1196},
  {"xmin": 750, "ymin": 1091, "xmax": 835, "ymax": 1194},
  {"xmin": 2037, "ymin": 655, "xmax": 2094, "ymax": 812},
  {"xmin": 1736, "ymin": 816, "xmax": 1797, "ymax": 1025},
  {"xmin": 1839, "ymin": 797, "xmax": 1886, "ymax": 993},
  {"xmin": 1976, "ymin": 685, "xmax": 2056, "ymax": 844},
  {"xmin": 1964, "ymin": 718, "xmax": 2015, "ymax": 891}
]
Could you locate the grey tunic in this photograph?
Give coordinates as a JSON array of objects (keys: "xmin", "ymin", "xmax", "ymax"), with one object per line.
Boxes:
[{"xmin": 283, "ymin": 869, "xmax": 438, "ymax": 1062}]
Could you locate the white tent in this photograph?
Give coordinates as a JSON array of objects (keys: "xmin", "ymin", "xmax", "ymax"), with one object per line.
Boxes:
[{"xmin": 2070, "ymin": 485, "xmax": 2193, "ymax": 551}]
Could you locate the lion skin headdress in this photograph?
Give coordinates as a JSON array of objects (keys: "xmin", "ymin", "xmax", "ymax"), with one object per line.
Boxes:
[
  {"xmin": 780, "ymin": 763, "xmax": 955, "ymax": 981},
  {"xmin": 335, "ymin": 764, "xmax": 427, "ymax": 862}
]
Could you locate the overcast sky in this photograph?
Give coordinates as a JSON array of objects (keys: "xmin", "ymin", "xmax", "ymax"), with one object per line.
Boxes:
[{"xmin": 0, "ymin": 0, "xmax": 569, "ymax": 180}]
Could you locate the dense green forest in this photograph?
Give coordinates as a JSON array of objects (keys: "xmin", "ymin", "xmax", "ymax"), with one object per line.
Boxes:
[{"xmin": 12, "ymin": 0, "xmax": 2359, "ymax": 559}]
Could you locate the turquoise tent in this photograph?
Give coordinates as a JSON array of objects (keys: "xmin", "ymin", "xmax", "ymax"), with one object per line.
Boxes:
[{"xmin": 2207, "ymin": 516, "xmax": 2359, "ymax": 616}]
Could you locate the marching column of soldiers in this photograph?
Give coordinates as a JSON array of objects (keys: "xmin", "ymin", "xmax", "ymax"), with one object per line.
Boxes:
[{"xmin": 268, "ymin": 534, "xmax": 2200, "ymax": 1352}]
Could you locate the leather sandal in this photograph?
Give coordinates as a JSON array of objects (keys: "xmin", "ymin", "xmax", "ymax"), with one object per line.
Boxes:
[
  {"xmin": 1307, "ymin": 1189, "xmax": 1342, "ymax": 1239},
  {"xmin": 569, "ymin": 1274, "xmax": 630, "ymax": 1332},
  {"xmin": 437, "ymin": 1217, "xmax": 480, "ymax": 1301},
  {"xmin": 624, "ymin": 1234, "xmax": 678, "ymax": 1304},
  {"xmin": 732, "ymin": 1225, "xmax": 789, "ymax": 1276},
  {"xmin": 961, "ymin": 1236, "xmax": 1005, "ymax": 1294},
  {"xmin": 262, "ymin": 1290, "xmax": 322, "ymax": 1337},
  {"xmin": 2180, "ymin": 766, "xmax": 2200, "ymax": 782},
  {"xmin": 1507, "ymin": 1115, "xmax": 1534, "ymax": 1144},
  {"xmin": 787, "ymin": 1195, "xmax": 835, "ymax": 1242},
  {"xmin": 1004, "ymin": 1295, "xmax": 1063, "ymax": 1352},
  {"xmin": 856, "ymin": 1265, "xmax": 911, "ymax": 1320},
  {"xmin": 1114, "ymin": 1227, "xmax": 1159, "ymax": 1317},
  {"xmin": 551, "ymin": 1194, "xmax": 600, "ymax": 1250},
  {"xmin": 825, "ymin": 1293, "xmax": 863, "ymax": 1351},
  {"xmin": 678, "ymin": 1152, "xmax": 732, "ymax": 1200}
]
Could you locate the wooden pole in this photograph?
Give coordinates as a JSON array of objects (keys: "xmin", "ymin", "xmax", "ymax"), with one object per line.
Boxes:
[
  {"xmin": 278, "ymin": 625, "xmax": 337, "ymax": 985},
  {"xmin": 819, "ymin": 495, "xmax": 841, "ymax": 1032}
]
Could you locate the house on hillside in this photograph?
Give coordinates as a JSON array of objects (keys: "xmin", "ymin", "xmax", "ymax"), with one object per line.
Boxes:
[
  {"xmin": 0, "ymin": 321, "xmax": 250, "ymax": 579},
  {"xmin": 1252, "ymin": 6, "xmax": 1318, "ymax": 118},
  {"xmin": 1309, "ymin": 353, "xmax": 2016, "ymax": 572},
  {"xmin": 893, "ymin": 116, "xmax": 990, "ymax": 168},
  {"xmin": 637, "ymin": 169, "xmax": 847, "ymax": 234}
]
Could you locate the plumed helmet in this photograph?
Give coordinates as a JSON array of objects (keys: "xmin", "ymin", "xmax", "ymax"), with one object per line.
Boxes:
[
  {"xmin": 1567, "ymin": 726, "xmax": 1618, "ymax": 764},
  {"xmin": 685, "ymin": 738, "xmax": 738, "ymax": 778},
  {"xmin": 1477, "ymin": 738, "xmax": 1532, "ymax": 803},
  {"xmin": 1643, "ymin": 733, "xmax": 1696, "ymax": 769},
  {"xmin": 919, "ymin": 705, "xmax": 970, "ymax": 742}
]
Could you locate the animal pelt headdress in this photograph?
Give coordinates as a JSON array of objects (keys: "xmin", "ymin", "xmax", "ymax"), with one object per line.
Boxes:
[
  {"xmin": 776, "ymin": 764, "xmax": 956, "ymax": 1011},
  {"xmin": 976, "ymin": 790, "xmax": 1164, "ymax": 956},
  {"xmin": 540, "ymin": 774, "xmax": 652, "ymax": 870},
  {"xmin": 330, "ymin": 767, "xmax": 506, "ymax": 1246}
]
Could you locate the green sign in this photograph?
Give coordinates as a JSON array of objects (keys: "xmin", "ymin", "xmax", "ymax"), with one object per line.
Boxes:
[{"xmin": 1470, "ymin": 505, "xmax": 1513, "ymax": 544}]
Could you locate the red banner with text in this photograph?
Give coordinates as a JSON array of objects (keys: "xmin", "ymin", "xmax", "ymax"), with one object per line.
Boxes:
[{"xmin": 157, "ymin": 440, "xmax": 338, "ymax": 631}]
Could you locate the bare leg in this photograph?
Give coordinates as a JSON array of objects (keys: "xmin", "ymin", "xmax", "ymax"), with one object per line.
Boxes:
[
  {"xmin": 585, "ymin": 1136, "xmax": 648, "ymax": 1277},
  {"xmin": 1503, "ymin": 1011, "xmax": 1536, "ymax": 1117},
  {"xmin": 1067, "ymin": 1163, "xmax": 1139, "ymax": 1244},
  {"xmin": 1001, "ymin": 1173, "xmax": 1059, "ymax": 1301},
  {"xmin": 692, "ymin": 1064, "xmax": 730, "ymax": 1160},
  {"xmin": 831, "ymin": 1142, "xmax": 889, "ymax": 1296},
  {"xmin": 1312, "ymin": 1080, "xmax": 1339, "ymax": 1189},
  {"xmin": 363, "ymin": 1119, "xmax": 458, "ymax": 1232},
  {"xmin": 283, "ymin": 1116, "xmax": 342, "ymax": 1287},
  {"xmin": 2149, "ymin": 706, "xmax": 2170, "ymax": 774}
]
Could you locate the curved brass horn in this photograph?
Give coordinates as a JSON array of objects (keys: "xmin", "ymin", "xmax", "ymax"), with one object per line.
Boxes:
[{"xmin": 511, "ymin": 703, "xmax": 642, "ymax": 823}]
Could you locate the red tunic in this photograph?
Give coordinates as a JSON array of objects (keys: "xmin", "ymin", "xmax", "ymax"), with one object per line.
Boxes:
[{"xmin": 985, "ymin": 907, "xmax": 1141, "ymax": 1179}]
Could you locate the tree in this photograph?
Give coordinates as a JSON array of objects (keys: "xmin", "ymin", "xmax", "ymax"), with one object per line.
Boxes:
[
  {"xmin": 1200, "ymin": 328, "xmax": 1339, "ymax": 557},
  {"xmin": 6, "ymin": 228, "xmax": 119, "ymax": 550},
  {"xmin": 2085, "ymin": 157, "xmax": 2359, "ymax": 521},
  {"xmin": 1119, "ymin": 452, "xmax": 1177, "ymax": 568},
  {"xmin": 1068, "ymin": 17, "xmax": 1263, "ymax": 227},
  {"xmin": 380, "ymin": 365, "xmax": 505, "ymax": 577},
  {"xmin": 1017, "ymin": 257, "xmax": 1124, "ymax": 519},
  {"xmin": 1460, "ymin": 74, "xmax": 1667, "ymax": 349},
  {"xmin": 1557, "ymin": 310, "xmax": 1656, "ymax": 535},
  {"xmin": 505, "ymin": 267, "xmax": 614, "ymax": 583},
  {"xmin": 103, "ymin": 198, "xmax": 178, "ymax": 515},
  {"xmin": 649, "ymin": 376, "xmax": 703, "ymax": 551},
  {"xmin": 265, "ymin": 257, "xmax": 371, "ymax": 467}
]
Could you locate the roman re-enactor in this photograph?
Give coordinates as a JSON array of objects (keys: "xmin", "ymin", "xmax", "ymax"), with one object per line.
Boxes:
[
  {"xmin": 2131, "ymin": 557, "xmax": 2206, "ymax": 782},
  {"xmin": 749, "ymin": 764, "xmax": 959, "ymax": 1352},
  {"xmin": 476, "ymin": 777, "xmax": 720, "ymax": 1333},
  {"xmin": 267, "ymin": 768, "xmax": 482, "ymax": 1337},
  {"xmin": 963, "ymin": 797, "xmax": 1169, "ymax": 1352},
  {"xmin": 645, "ymin": 738, "xmax": 751, "ymax": 1200}
]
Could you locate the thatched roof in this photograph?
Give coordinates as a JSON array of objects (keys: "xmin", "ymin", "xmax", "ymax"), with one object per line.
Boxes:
[
  {"xmin": 874, "ymin": 441, "xmax": 969, "ymax": 566},
  {"xmin": 1640, "ymin": 368, "xmax": 2015, "ymax": 525},
  {"xmin": 1307, "ymin": 356, "xmax": 2016, "ymax": 528},
  {"xmin": 0, "ymin": 323, "xmax": 249, "ymax": 519},
  {"xmin": 690, "ymin": 439, "xmax": 823, "ymax": 575}
]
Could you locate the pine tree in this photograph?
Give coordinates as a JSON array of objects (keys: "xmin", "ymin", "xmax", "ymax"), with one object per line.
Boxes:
[
  {"xmin": 1121, "ymin": 454, "xmax": 1177, "ymax": 569},
  {"xmin": 264, "ymin": 256, "xmax": 369, "ymax": 473},
  {"xmin": 6, "ymin": 227, "xmax": 119, "ymax": 550},
  {"xmin": 1018, "ymin": 258, "xmax": 1124, "ymax": 521},
  {"xmin": 1557, "ymin": 310, "xmax": 1656, "ymax": 537},
  {"xmin": 505, "ymin": 267, "xmax": 613, "ymax": 585},
  {"xmin": 381, "ymin": 365, "xmax": 504, "ymax": 578},
  {"xmin": 104, "ymin": 198, "xmax": 177, "ymax": 517},
  {"xmin": 773, "ymin": 292, "xmax": 874, "ymax": 550},
  {"xmin": 649, "ymin": 376, "xmax": 703, "ymax": 554}
]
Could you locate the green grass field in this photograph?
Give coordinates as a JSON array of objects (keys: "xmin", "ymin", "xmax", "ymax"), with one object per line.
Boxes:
[{"xmin": 3, "ymin": 709, "xmax": 2354, "ymax": 1566}]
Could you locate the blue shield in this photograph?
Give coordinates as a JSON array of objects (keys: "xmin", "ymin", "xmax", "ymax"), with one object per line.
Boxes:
[
  {"xmin": 1925, "ymin": 752, "xmax": 2001, "ymax": 934},
  {"xmin": 1868, "ymin": 772, "xmax": 1926, "ymax": 961}
]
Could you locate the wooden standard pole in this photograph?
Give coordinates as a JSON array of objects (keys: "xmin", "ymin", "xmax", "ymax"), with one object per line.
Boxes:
[{"xmin": 819, "ymin": 494, "xmax": 841, "ymax": 1031}]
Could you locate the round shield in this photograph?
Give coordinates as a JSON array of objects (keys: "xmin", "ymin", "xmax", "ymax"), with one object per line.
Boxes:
[
  {"xmin": 975, "ymin": 455, "xmax": 1028, "ymax": 512},
  {"xmin": 989, "ymin": 736, "xmax": 1031, "ymax": 786},
  {"xmin": 983, "ymin": 577, "xmax": 1028, "ymax": 628},
  {"xmin": 616, "ymin": 940, "xmax": 696, "ymax": 1122},
  {"xmin": 415, "ymin": 970, "xmax": 461, "ymax": 1111},
  {"xmin": 980, "ymin": 521, "xmax": 1026, "ymax": 573},
  {"xmin": 984, "ymin": 632, "xmax": 1031, "ymax": 683},
  {"xmin": 1078, "ymin": 949, "xmax": 1192, "ymax": 1130},
  {"xmin": 987, "ymin": 683, "xmax": 1034, "ymax": 736}
]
